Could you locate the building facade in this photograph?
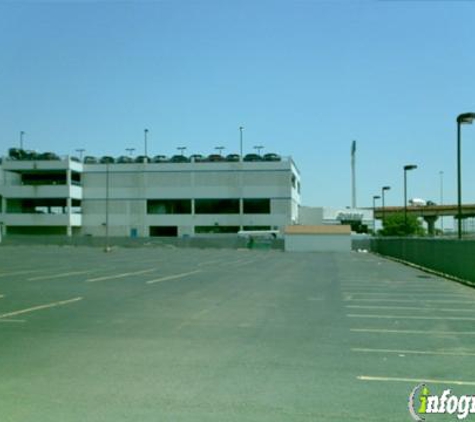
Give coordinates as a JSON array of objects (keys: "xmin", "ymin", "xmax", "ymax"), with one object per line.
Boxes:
[{"xmin": 0, "ymin": 155, "xmax": 301, "ymax": 238}]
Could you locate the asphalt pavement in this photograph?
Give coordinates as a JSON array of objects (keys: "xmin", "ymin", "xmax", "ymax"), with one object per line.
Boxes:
[{"xmin": 1, "ymin": 245, "xmax": 475, "ymax": 421}]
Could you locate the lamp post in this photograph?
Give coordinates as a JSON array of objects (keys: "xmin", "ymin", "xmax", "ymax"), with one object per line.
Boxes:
[
  {"xmin": 439, "ymin": 170, "xmax": 444, "ymax": 234},
  {"xmin": 404, "ymin": 164, "xmax": 417, "ymax": 234},
  {"xmin": 372, "ymin": 195, "xmax": 381, "ymax": 234},
  {"xmin": 239, "ymin": 126, "xmax": 244, "ymax": 160},
  {"xmin": 253, "ymin": 145, "xmax": 264, "ymax": 155},
  {"xmin": 144, "ymin": 128, "xmax": 149, "ymax": 157},
  {"xmin": 456, "ymin": 113, "xmax": 475, "ymax": 240},
  {"xmin": 20, "ymin": 131, "xmax": 25, "ymax": 150},
  {"xmin": 75, "ymin": 149, "xmax": 85, "ymax": 161},
  {"xmin": 104, "ymin": 161, "xmax": 110, "ymax": 252},
  {"xmin": 381, "ymin": 186, "xmax": 391, "ymax": 227},
  {"xmin": 215, "ymin": 146, "xmax": 225, "ymax": 156},
  {"xmin": 177, "ymin": 146, "xmax": 187, "ymax": 156},
  {"xmin": 126, "ymin": 148, "xmax": 135, "ymax": 157}
]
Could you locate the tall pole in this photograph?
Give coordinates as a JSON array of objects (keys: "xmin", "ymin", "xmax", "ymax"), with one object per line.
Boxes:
[
  {"xmin": 239, "ymin": 126, "xmax": 243, "ymax": 160},
  {"xmin": 457, "ymin": 120, "xmax": 462, "ymax": 239},
  {"xmin": 75, "ymin": 149, "xmax": 85, "ymax": 160},
  {"xmin": 439, "ymin": 171, "xmax": 444, "ymax": 234},
  {"xmin": 351, "ymin": 140, "xmax": 356, "ymax": 209},
  {"xmin": 104, "ymin": 162, "xmax": 110, "ymax": 252},
  {"xmin": 20, "ymin": 131, "xmax": 25, "ymax": 150},
  {"xmin": 372, "ymin": 195, "xmax": 380, "ymax": 234},
  {"xmin": 403, "ymin": 165, "xmax": 417, "ymax": 235},
  {"xmin": 144, "ymin": 128, "xmax": 149, "ymax": 157},
  {"xmin": 381, "ymin": 186, "xmax": 390, "ymax": 229}
]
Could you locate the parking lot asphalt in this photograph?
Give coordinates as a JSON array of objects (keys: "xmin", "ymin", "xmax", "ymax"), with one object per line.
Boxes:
[{"xmin": 1, "ymin": 245, "xmax": 475, "ymax": 421}]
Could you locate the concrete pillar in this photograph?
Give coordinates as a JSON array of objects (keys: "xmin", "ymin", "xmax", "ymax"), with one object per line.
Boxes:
[
  {"xmin": 424, "ymin": 216, "xmax": 438, "ymax": 236},
  {"xmin": 66, "ymin": 169, "xmax": 72, "ymax": 237}
]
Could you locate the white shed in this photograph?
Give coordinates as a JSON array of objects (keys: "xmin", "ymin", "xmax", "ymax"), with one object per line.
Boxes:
[{"xmin": 284, "ymin": 225, "xmax": 351, "ymax": 252}]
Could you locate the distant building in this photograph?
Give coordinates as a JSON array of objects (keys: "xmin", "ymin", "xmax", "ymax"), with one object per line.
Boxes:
[{"xmin": 0, "ymin": 151, "xmax": 301, "ymax": 238}]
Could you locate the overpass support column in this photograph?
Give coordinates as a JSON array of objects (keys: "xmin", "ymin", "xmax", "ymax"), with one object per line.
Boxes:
[{"xmin": 424, "ymin": 216, "xmax": 438, "ymax": 236}]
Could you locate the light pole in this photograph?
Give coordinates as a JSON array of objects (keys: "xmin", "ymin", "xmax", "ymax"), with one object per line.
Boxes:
[
  {"xmin": 381, "ymin": 186, "xmax": 391, "ymax": 228},
  {"xmin": 456, "ymin": 112, "xmax": 475, "ymax": 240},
  {"xmin": 372, "ymin": 195, "xmax": 381, "ymax": 234},
  {"xmin": 126, "ymin": 148, "xmax": 135, "ymax": 157},
  {"xmin": 144, "ymin": 128, "xmax": 149, "ymax": 157},
  {"xmin": 253, "ymin": 145, "xmax": 264, "ymax": 155},
  {"xmin": 104, "ymin": 162, "xmax": 110, "ymax": 252},
  {"xmin": 404, "ymin": 164, "xmax": 417, "ymax": 234},
  {"xmin": 215, "ymin": 146, "xmax": 225, "ymax": 156},
  {"xmin": 20, "ymin": 131, "xmax": 25, "ymax": 149},
  {"xmin": 439, "ymin": 170, "xmax": 444, "ymax": 234},
  {"xmin": 239, "ymin": 126, "xmax": 244, "ymax": 160},
  {"xmin": 177, "ymin": 146, "xmax": 187, "ymax": 156},
  {"xmin": 75, "ymin": 148, "xmax": 85, "ymax": 161}
]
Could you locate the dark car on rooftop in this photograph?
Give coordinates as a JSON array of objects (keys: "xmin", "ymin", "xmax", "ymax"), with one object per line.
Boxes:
[
  {"xmin": 135, "ymin": 155, "xmax": 150, "ymax": 163},
  {"xmin": 170, "ymin": 155, "xmax": 189, "ymax": 163},
  {"xmin": 190, "ymin": 154, "xmax": 205, "ymax": 163},
  {"xmin": 84, "ymin": 156, "xmax": 98, "ymax": 164},
  {"xmin": 117, "ymin": 156, "xmax": 133, "ymax": 163},
  {"xmin": 207, "ymin": 154, "xmax": 225, "ymax": 162},
  {"xmin": 226, "ymin": 154, "xmax": 240, "ymax": 162},
  {"xmin": 152, "ymin": 155, "xmax": 168, "ymax": 163},
  {"xmin": 243, "ymin": 153, "xmax": 262, "ymax": 162},
  {"xmin": 100, "ymin": 156, "xmax": 115, "ymax": 164},
  {"xmin": 263, "ymin": 153, "xmax": 281, "ymax": 162}
]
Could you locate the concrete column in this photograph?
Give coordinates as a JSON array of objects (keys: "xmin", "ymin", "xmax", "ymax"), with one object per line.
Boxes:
[
  {"xmin": 424, "ymin": 216, "xmax": 438, "ymax": 236},
  {"xmin": 66, "ymin": 169, "xmax": 72, "ymax": 237}
]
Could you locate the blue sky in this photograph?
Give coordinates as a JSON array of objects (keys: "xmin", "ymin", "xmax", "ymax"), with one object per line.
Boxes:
[{"xmin": 1, "ymin": 0, "xmax": 475, "ymax": 209}]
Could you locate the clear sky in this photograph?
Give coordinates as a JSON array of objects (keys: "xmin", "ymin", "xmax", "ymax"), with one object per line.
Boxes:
[{"xmin": 1, "ymin": 0, "xmax": 475, "ymax": 209}]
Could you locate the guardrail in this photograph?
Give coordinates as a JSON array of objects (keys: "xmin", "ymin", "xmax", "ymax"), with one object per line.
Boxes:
[{"xmin": 370, "ymin": 238, "xmax": 475, "ymax": 285}]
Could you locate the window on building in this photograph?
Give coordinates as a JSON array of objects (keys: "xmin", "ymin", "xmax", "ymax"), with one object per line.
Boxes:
[
  {"xmin": 71, "ymin": 172, "xmax": 81, "ymax": 186},
  {"xmin": 243, "ymin": 199, "xmax": 270, "ymax": 214},
  {"xmin": 6, "ymin": 198, "xmax": 68, "ymax": 214},
  {"xmin": 21, "ymin": 171, "xmax": 67, "ymax": 186},
  {"xmin": 291, "ymin": 174, "xmax": 296, "ymax": 189},
  {"xmin": 147, "ymin": 199, "xmax": 192, "ymax": 214},
  {"xmin": 149, "ymin": 226, "xmax": 178, "ymax": 237},
  {"xmin": 195, "ymin": 199, "xmax": 239, "ymax": 214},
  {"xmin": 242, "ymin": 226, "xmax": 272, "ymax": 231},
  {"xmin": 195, "ymin": 226, "xmax": 240, "ymax": 234}
]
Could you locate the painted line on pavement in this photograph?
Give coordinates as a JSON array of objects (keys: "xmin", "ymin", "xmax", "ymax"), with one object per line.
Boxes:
[
  {"xmin": 0, "ymin": 270, "xmax": 48, "ymax": 278},
  {"xmin": 0, "ymin": 297, "xmax": 83, "ymax": 319},
  {"xmin": 343, "ymin": 292, "xmax": 468, "ymax": 297},
  {"xmin": 146, "ymin": 270, "xmax": 202, "ymax": 285},
  {"xmin": 344, "ymin": 298, "xmax": 475, "ymax": 304},
  {"xmin": 352, "ymin": 347, "xmax": 475, "ymax": 357},
  {"xmin": 86, "ymin": 269, "xmax": 156, "ymax": 282},
  {"xmin": 348, "ymin": 313, "xmax": 475, "ymax": 321},
  {"xmin": 351, "ymin": 328, "xmax": 475, "ymax": 335},
  {"xmin": 358, "ymin": 376, "xmax": 475, "ymax": 386},
  {"xmin": 28, "ymin": 270, "xmax": 93, "ymax": 281},
  {"xmin": 0, "ymin": 319, "xmax": 26, "ymax": 323},
  {"xmin": 346, "ymin": 305, "xmax": 475, "ymax": 313}
]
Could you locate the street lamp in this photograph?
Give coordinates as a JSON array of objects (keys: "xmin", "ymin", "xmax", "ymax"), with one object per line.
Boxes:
[
  {"xmin": 381, "ymin": 186, "xmax": 391, "ymax": 227},
  {"xmin": 215, "ymin": 146, "xmax": 225, "ymax": 156},
  {"xmin": 254, "ymin": 145, "xmax": 264, "ymax": 155},
  {"xmin": 439, "ymin": 170, "xmax": 444, "ymax": 234},
  {"xmin": 75, "ymin": 148, "xmax": 85, "ymax": 161},
  {"xmin": 144, "ymin": 128, "xmax": 149, "ymax": 157},
  {"xmin": 372, "ymin": 195, "xmax": 381, "ymax": 234},
  {"xmin": 404, "ymin": 164, "xmax": 417, "ymax": 234},
  {"xmin": 126, "ymin": 148, "xmax": 135, "ymax": 157},
  {"xmin": 177, "ymin": 146, "xmax": 187, "ymax": 156},
  {"xmin": 20, "ymin": 131, "xmax": 25, "ymax": 150},
  {"xmin": 239, "ymin": 126, "xmax": 244, "ymax": 160},
  {"xmin": 456, "ymin": 112, "xmax": 475, "ymax": 240}
]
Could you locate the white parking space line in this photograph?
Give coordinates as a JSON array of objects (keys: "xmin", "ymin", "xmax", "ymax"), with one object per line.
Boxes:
[
  {"xmin": 86, "ymin": 269, "xmax": 156, "ymax": 283},
  {"xmin": 358, "ymin": 376, "xmax": 475, "ymax": 386},
  {"xmin": 0, "ymin": 297, "xmax": 83, "ymax": 319},
  {"xmin": 0, "ymin": 319, "xmax": 26, "ymax": 323},
  {"xmin": 348, "ymin": 313, "xmax": 475, "ymax": 321},
  {"xmin": 343, "ymin": 292, "xmax": 469, "ymax": 297},
  {"xmin": 352, "ymin": 347, "xmax": 475, "ymax": 357},
  {"xmin": 346, "ymin": 305, "xmax": 475, "ymax": 313},
  {"xmin": 344, "ymin": 298, "xmax": 475, "ymax": 304},
  {"xmin": 28, "ymin": 270, "xmax": 94, "ymax": 281},
  {"xmin": 351, "ymin": 328, "xmax": 475, "ymax": 335},
  {"xmin": 0, "ymin": 270, "xmax": 48, "ymax": 278},
  {"xmin": 198, "ymin": 259, "xmax": 222, "ymax": 267},
  {"xmin": 146, "ymin": 270, "xmax": 202, "ymax": 285}
]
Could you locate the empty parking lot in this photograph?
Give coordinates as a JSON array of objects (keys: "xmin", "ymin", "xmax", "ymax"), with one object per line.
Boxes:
[{"xmin": 1, "ymin": 245, "xmax": 475, "ymax": 421}]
